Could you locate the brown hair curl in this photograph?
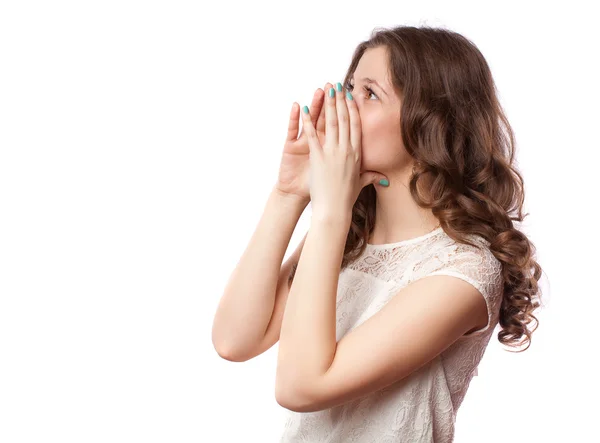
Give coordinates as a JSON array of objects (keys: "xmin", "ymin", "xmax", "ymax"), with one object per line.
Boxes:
[{"xmin": 340, "ymin": 25, "xmax": 545, "ymax": 352}]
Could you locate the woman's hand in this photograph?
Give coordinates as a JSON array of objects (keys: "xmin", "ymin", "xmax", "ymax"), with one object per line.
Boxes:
[
  {"xmin": 275, "ymin": 83, "xmax": 333, "ymax": 202},
  {"xmin": 300, "ymin": 82, "xmax": 389, "ymax": 222}
]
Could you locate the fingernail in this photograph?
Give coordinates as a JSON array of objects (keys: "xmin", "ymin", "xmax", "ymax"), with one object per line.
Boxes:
[
  {"xmin": 336, "ymin": 82, "xmax": 342, "ymax": 92},
  {"xmin": 346, "ymin": 91, "xmax": 353, "ymax": 100},
  {"xmin": 302, "ymin": 106, "xmax": 309, "ymax": 114},
  {"xmin": 379, "ymin": 179, "xmax": 389, "ymax": 187},
  {"xmin": 329, "ymin": 87, "xmax": 335, "ymax": 98}
]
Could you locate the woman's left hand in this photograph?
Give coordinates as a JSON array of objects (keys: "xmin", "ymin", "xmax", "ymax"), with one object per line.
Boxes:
[{"xmin": 300, "ymin": 82, "xmax": 389, "ymax": 222}]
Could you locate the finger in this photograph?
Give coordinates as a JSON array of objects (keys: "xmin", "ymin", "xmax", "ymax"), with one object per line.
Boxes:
[
  {"xmin": 345, "ymin": 88, "xmax": 362, "ymax": 154},
  {"xmin": 325, "ymin": 85, "xmax": 339, "ymax": 149},
  {"xmin": 300, "ymin": 104, "xmax": 321, "ymax": 154},
  {"xmin": 316, "ymin": 82, "xmax": 331, "ymax": 134},
  {"xmin": 316, "ymin": 97, "xmax": 326, "ymax": 133},
  {"xmin": 299, "ymin": 89, "xmax": 325, "ymax": 138},
  {"xmin": 360, "ymin": 171, "xmax": 389, "ymax": 189},
  {"xmin": 334, "ymin": 82, "xmax": 350, "ymax": 149},
  {"xmin": 309, "ymin": 88, "xmax": 324, "ymax": 126},
  {"xmin": 286, "ymin": 102, "xmax": 300, "ymax": 142}
]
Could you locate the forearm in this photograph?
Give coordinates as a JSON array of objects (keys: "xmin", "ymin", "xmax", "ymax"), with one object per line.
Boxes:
[
  {"xmin": 276, "ymin": 214, "xmax": 350, "ymax": 392},
  {"xmin": 212, "ymin": 188, "xmax": 308, "ymax": 358}
]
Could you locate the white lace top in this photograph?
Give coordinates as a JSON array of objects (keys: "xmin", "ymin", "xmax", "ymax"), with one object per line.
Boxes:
[{"xmin": 279, "ymin": 226, "xmax": 504, "ymax": 443}]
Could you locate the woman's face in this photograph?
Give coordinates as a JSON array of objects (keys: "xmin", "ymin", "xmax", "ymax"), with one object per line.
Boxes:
[{"xmin": 349, "ymin": 46, "xmax": 410, "ymax": 175}]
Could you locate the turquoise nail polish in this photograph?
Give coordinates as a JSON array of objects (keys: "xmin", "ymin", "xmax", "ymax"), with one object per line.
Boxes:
[
  {"xmin": 329, "ymin": 87, "xmax": 335, "ymax": 98},
  {"xmin": 336, "ymin": 82, "xmax": 342, "ymax": 92},
  {"xmin": 302, "ymin": 105, "xmax": 309, "ymax": 114},
  {"xmin": 346, "ymin": 91, "xmax": 353, "ymax": 100},
  {"xmin": 379, "ymin": 179, "xmax": 389, "ymax": 187}
]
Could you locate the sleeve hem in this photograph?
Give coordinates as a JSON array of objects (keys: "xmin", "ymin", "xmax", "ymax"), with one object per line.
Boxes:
[{"xmin": 422, "ymin": 269, "xmax": 492, "ymax": 336}]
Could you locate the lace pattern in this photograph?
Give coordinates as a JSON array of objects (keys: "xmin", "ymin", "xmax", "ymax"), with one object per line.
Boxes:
[{"xmin": 279, "ymin": 228, "xmax": 504, "ymax": 443}]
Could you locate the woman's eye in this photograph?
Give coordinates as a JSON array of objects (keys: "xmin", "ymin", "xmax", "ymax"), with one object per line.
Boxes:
[
  {"xmin": 344, "ymin": 83, "xmax": 378, "ymax": 100},
  {"xmin": 364, "ymin": 86, "xmax": 378, "ymax": 100}
]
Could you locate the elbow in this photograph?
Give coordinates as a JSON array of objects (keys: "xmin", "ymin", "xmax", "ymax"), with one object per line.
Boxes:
[
  {"xmin": 216, "ymin": 348, "xmax": 242, "ymax": 362},
  {"xmin": 275, "ymin": 384, "xmax": 299, "ymax": 412},
  {"xmin": 276, "ymin": 390, "xmax": 314, "ymax": 413},
  {"xmin": 275, "ymin": 376, "xmax": 313, "ymax": 412},
  {"xmin": 212, "ymin": 326, "xmax": 250, "ymax": 362},
  {"xmin": 275, "ymin": 373, "xmax": 296, "ymax": 410},
  {"xmin": 213, "ymin": 340, "xmax": 248, "ymax": 362}
]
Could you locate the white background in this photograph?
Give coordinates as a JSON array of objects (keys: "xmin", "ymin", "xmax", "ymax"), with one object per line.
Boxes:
[{"xmin": 1, "ymin": 1, "xmax": 598, "ymax": 442}]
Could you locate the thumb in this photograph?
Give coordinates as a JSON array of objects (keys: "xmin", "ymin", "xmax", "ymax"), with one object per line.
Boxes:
[{"xmin": 360, "ymin": 172, "xmax": 390, "ymax": 189}]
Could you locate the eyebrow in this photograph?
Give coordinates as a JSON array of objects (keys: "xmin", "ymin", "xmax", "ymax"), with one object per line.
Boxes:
[{"xmin": 349, "ymin": 76, "xmax": 389, "ymax": 97}]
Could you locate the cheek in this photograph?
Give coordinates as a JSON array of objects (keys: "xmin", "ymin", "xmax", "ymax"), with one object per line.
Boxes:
[
  {"xmin": 358, "ymin": 113, "xmax": 375, "ymax": 142},
  {"xmin": 358, "ymin": 113, "xmax": 404, "ymax": 168},
  {"xmin": 360, "ymin": 112, "xmax": 397, "ymax": 145}
]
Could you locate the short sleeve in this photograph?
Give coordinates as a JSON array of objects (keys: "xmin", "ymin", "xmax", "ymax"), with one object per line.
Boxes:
[{"xmin": 420, "ymin": 237, "xmax": 504, "ymax": 336}]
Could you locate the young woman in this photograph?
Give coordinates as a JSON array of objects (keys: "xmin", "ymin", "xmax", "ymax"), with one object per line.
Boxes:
[{"xmin": 213, "ymin": 25, "xmax": 543, "ymax": 443}]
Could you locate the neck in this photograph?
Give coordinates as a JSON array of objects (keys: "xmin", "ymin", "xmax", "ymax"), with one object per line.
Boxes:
[{"xmin": 368, "ymin": 167, "xmax": 440, "ymax": 245}]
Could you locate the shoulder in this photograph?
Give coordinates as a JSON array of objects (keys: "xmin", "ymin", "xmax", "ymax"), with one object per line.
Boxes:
[
  {"xmin": 420, "ymin": 232, "xmax": 503, "ymax": 301},
  {"xmin": 433, "ymin": 231, "xmax": 500, "ymax": 267}
]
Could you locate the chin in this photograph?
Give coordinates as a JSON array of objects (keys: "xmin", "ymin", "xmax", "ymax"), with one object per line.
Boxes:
[{"xmin": 359, "ymin": 158, "xmax": 373, "ymax": 174}]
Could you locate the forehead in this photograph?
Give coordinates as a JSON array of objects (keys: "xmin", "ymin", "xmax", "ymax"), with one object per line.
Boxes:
[{"xmin": 352, "ymin": 46, "xmax": 389, "ymax": 82}]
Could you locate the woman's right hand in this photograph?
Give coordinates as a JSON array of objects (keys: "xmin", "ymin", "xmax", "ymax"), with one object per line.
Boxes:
[{"xmin": 275, "ymin": 82, "xmax": 332, "ymax": 202}]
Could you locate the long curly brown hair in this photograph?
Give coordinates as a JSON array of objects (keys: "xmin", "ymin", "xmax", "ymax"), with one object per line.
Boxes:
[{"xmin": 339, "ymin": 25, "xmax": 545, "ymax": 352}]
